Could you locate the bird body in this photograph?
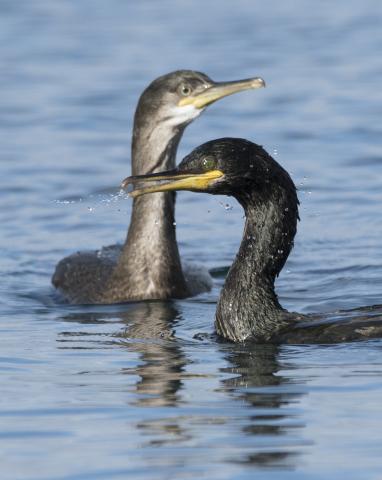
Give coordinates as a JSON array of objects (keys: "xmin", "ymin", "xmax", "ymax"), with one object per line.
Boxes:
[
  {"xmin": 126, "ymin": 137, "xmax": 382, "ymax": 343},
  {"xmin": 53, "ymin": 72, "xmax": 265, "ymax": 304}
]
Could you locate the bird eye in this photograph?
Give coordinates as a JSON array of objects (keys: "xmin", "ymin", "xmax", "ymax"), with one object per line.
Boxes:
[
  {"xmin": 180, "ymin": 84, "xmax": 192, "ymax": 96},
  {"xmin": 202, "ymin": 157, "xmax": 215, "ymax": 170}
]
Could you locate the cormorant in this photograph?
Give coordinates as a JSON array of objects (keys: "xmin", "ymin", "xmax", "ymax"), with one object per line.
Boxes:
[
  {"xmin": 124, "ymin": 138, "xmax": 382, "ymax": 343},
  {"xmin": 53, "ymin": 72, "xmax": 265, "ymax": 304}
]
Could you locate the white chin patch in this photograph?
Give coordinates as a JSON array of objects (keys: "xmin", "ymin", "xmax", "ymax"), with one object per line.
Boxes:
[{"xmin": 164, "ymin": 104, "xmax": 202, "ymax": 127}]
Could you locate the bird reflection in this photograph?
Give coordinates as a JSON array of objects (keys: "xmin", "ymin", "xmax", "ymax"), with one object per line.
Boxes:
[
  {"xmin": 118, "ymin": 302, "xmax": 187, "ymax": 408},
  {"xmin": 57, "ymin": 301, "xmax": 187, "ymax": 408},
  {"xmin": 56, "ymin": 306, "xmax": 308, "ymax": 464},
  {"xmin": 220, "ymin": 343, "xmax": 306, "ymax": 468}
]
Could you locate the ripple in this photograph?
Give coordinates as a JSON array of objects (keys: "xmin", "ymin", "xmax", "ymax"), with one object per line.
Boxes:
[{"xmin": 2, "ymin": 1, "xmax": 382, "ymax": 479}]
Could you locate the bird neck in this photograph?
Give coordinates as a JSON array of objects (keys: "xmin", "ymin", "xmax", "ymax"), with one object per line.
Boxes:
[
  {"xmin": 216, "ymin": 185, "xmax": 298, "ymax": 342},
  {"xmin": 131, "ymin": 116, "xmax": 184, "ymax": 175},
  {"xmin": 114, "ymin": 116, "xmax": 188, "ymax": 299}
]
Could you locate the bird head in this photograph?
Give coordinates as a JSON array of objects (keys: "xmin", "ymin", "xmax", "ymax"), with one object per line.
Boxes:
[
  {"xmin": 123, "ymin": 137, "xmax": 296, "ymax": 207},
  {"xmin": 135, "ymin": 71, "xmax": 265, "ymax": 129}
]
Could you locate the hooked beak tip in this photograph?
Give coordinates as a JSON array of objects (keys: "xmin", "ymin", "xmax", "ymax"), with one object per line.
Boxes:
[
  {"xmin": 121, "ymin": 177, "xmax": 130, "ymax": 189},
  {"xmin": 255, "ymin": 77, "xmax": 266, "ymax": 88}
]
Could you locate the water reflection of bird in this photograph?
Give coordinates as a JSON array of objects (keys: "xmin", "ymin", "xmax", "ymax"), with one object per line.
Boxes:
[
  {"xmin": 221, "ymin": 343, "xmax": 304, "ymax": 467},
  {"xmin": 125, "ymin": 137, "xmax": 382, "ymax": 343},
  {"xmin": 57, "ymin": 301, "xmax": 187, "ymax": 408},
  {"xmin": 52, "ymin": 71, "xmax": 265, "ymax": 304},
  {"xmin": 118, "ymin": 302, "xmax": 187, "ymax": 408}
]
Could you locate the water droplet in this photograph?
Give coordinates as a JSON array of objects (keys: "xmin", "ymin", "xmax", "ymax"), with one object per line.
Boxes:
[
  {"xmin": 277, "ymin": 249, "xmax": 284, "ymax": 254},
  {"xmin": 173, "ymin": 221, "xmax": 177, "ymax": 226},
  {"xmin": 219, "ymin": 201, "xmax": 233, "ymax": 211},
  {"xmin": 284, "ymin": 207, "xmax": 289, "ymax": 212},
  {"xmin": 87, "ymin": 207, "xmax": 93, "ymax": 212}
]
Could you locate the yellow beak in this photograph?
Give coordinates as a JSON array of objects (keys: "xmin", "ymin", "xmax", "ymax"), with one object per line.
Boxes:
[
  {"xmin": 122, "ymin": 170, "xmax": 224, "ymax": 198},
  {"xmin": 178, "ymin": 77, "xmax": 265, "ymax": 109}
]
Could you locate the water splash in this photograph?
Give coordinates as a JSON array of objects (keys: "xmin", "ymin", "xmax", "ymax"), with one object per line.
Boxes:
[
  {"xmin": 52, "ymin": 189, "xmax": 129, "ymax": 214},
  {"xmin": 219, "ymin": 201, "xmax": 233, "ymax": 211}
]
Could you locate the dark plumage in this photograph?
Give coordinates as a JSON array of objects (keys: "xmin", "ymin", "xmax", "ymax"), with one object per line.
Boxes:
[
  {"xmin": 52, "ymin": 71, "xmax": 265, "ymax": 304},
  {"xmin": 125, "ymin": 137, "xmax": 382, "ymax": 343}
]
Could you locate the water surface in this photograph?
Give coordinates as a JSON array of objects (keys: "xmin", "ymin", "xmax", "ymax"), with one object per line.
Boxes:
[{"xmin": 1, "ymin": 1, "xmax": 382, "ymax": 478}]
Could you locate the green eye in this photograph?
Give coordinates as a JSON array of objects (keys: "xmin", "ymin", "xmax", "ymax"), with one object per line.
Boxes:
[{"xmin": 202, "ymin": 157, "xmax": 215, "ymax": 170}]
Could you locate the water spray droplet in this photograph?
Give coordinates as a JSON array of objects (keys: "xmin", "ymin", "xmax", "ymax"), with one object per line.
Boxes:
[{"xmin": 219, "ymin": 201, "xmax": 233, "ymax": 211}]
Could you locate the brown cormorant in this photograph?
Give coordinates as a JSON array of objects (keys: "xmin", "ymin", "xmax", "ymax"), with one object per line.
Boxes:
[
  {"xmin": 124, "ymin": 138, "xmax": 382, "ymax": 343},
  {"xmin": 52, "ymin": 72, "xmax": 265, "ymax": 304}
]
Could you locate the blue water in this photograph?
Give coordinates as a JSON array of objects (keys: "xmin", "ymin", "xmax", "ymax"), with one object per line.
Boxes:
[{"xmin": 2, "ymin": 1, "xmax": 382, "ymax": 478}]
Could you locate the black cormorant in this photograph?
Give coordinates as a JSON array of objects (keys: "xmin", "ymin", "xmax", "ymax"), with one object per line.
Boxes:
[
  {"xmin": 124, "ymin": 138, "xmax": 382, "ymax": 343},
  {"xmin": 52, "ymin": 72, "xmax": 265, "ymax": 304}
]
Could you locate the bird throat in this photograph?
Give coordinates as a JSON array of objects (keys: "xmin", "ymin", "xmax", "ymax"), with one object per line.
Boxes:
[
  {"xmin": 108, "ymin": 120, "xmax": 188, "ymax": 301},
  {"xmin": 215, "ymin": 190, "xmax": 297, "ymax": 342}
]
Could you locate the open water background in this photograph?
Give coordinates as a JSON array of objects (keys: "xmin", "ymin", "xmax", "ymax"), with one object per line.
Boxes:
[{"xmin": 1, "ymin": 1, "xmax": 382, "ymax": 478}]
